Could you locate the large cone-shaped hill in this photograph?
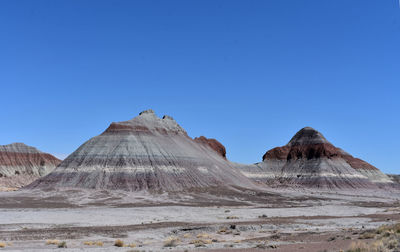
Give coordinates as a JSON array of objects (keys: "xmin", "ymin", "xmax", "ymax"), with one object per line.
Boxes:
[
  {"xmin": 239, "ymin": 127, "xmax": 393, "ymax": 189},
  {"xmin": 27, "ymin": 110, "xmax": 255, "ymax": 192},
  {"xmin": 0, "ymin": 143, "xmax": 61, "ymax": 189}
]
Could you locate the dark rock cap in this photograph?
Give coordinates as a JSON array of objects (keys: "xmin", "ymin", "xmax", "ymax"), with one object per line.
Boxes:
[{"xmin": 288, "ymin": 127, "xmax": 329, "ymax": 146}]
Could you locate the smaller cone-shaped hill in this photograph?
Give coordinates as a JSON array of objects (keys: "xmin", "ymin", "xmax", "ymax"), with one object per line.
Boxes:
[
  {"xmin": 240, "ymin": 127, "xmax": 393, "ymax": 189},
  {"xmin": 0, "ymin": 143, "xmax": 61, "ymax": 189}
]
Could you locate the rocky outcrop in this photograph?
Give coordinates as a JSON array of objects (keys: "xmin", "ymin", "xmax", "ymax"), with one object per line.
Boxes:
[
  {"xmin": 194, "ymin": 136, "xmax": 226, "ymax": 159},
  {"xmin": 240, "ymin": 127, "xmax": 393, "ymax": 189},
  {"xmin": 0, "ymin": 143, "xmax": 61, "ymax": 189},
  {"xmin": 27, "ymin": 110, "xmax": 256, "ymax": 192},
  {"xmin": 387, "ymin": 174, "xmax": 400, "ymax": 184}
]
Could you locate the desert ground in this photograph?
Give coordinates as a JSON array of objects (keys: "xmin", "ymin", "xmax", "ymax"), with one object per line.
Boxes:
[{"xmin": 0, "ymin": 187, "xmax": 399, "ymax": 251}]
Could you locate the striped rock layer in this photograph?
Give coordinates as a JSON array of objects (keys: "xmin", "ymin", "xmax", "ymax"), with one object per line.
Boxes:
[
  {"xmin": 388, "ymin": 174, "xmax": 400, "ymax": 185},
  {"xmin": 0, "ymin": 143, "xmax": 61, "ymax": 188},
  {"xmin": 240, "ymin": 127, "xmax": 393, "ymax": 189},
  {"xmin": 27, "ymin": 110, "xmax": 256, "ymax": 192}
]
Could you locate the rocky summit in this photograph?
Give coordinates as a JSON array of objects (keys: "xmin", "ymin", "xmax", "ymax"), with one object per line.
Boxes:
[
  {"xmin": 240, "ymin": 127, "xmax": 393, "ymax": 189},
  {"xmin": 27, "ymin": 110, "xmax": 255, "ymax": 192},
  {"xmin": 0, "ymin": 143, "xmax": 61, "ymax": 189}
]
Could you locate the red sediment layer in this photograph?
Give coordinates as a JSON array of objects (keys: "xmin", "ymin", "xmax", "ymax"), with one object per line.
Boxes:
[
  {"xmin": 263, "ymin": 143, "xmax": 377, "ymax": 170},
  {"xmin": 341, "ymin": 156, "xmax": 378, "ymax": 170},
  {"xmin": 103, "ymin": 123, "xmax": 185, "ymax": 136},
  {"xmin": 194, "ymin": 136, "xmax": 227, "ymax": 159},
  {"xmin": 103, "ymin": 123, "xmax": 152, "ymax": 134},
  {"xmin": 0, "ymin": 152, "xmax": 61, "ymax": 167}
]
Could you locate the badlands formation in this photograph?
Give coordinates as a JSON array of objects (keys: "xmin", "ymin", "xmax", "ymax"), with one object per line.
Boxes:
[
  {"xmin": 0, "ymin": 143, "xmax": 60, "ymax": 190},
  {"xmin": 0, "ymin": 111, "xmax": 399, "ymax": 252},
  {"xmin": 239, "ymin": 127, "xmax": 394, "ymax": 189},
  {"xmin": 28, "ymin": 109, "xmax": 255, "ymax": 192}
]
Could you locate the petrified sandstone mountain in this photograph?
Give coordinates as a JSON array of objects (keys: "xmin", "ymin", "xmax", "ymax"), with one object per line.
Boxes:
[
  {"xmin": 28, "ymin": 110, "xmax": 256, "ymax": 192},
  {"xmin": 0, "ymin": 143, "xmax": 61, "ymax": 189},
  {"xmin": 240, "ymin": 127, "xmax": 393, "ymax": 189}
]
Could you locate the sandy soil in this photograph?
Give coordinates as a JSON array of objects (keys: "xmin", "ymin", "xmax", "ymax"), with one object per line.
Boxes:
[{"xmin": 0, "ymin": 188, "xmax": 399, "ymax": 251}]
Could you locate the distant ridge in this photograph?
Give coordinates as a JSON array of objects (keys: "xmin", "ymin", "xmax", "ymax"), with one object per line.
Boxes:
[{"xmin": 0, "ymin": 143, "xmax": 61, "ymax": 189}]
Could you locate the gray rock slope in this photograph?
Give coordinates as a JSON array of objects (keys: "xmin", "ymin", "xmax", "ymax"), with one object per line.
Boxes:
[
  {"xmin": 0, "ymin": 143, "xmax": 60, "ymax": 188},
  {"xmin": 27, "ymin": 110, "xmax": 257, "ymax": 192}
]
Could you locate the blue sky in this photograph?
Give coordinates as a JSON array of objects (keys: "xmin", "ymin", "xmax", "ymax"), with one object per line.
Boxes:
[{"xmin": 0, "ymin": 1, "xmax": 399, "ymax": 173}]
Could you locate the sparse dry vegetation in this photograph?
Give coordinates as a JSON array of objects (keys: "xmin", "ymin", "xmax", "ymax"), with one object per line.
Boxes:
[
  {"xmin": 128, "ymin": 243, "xmax": 136, "ymax": 248},
  {"xmin": 347, "ymin": 222, "xmax": 400, "ymax": 252},
  {"xmin": 254, "ymin": 242, "xmax": 268, "ymax": 249},
  {"xmin": 58, "ymin": 241, "xmax": 67, "ymax": 248},
  {"xmin": 196, "ymin": 233, "xmax": 211, "ymax": 239},
  {"xmin": 190, "ymin": 238, "xmax": 212, "ymax": 247},
  {"xmin": 358, "ymin": 232, "xmax": 375, "ymax": 240},
  {"xmin": 46, "ymin": 239, "xmax": 60, "ymax": 245},
  {"xmin": 217, "ymin": 227, "xmax": 227, "ymax": 234},
  {"xmin": 0, "ymin": 242, "xmax": 6, "ymax": 248},
  {"xmin": 192, "ymin": 240, "xmax": 205, "ymax": 247},
  {"xmin": 84, "ymin": 241, "xmax": 103, "ymax": 246},
  {"xmin": 114, "ymin": 239, "xmax": 124, "ymax": 247},
  {"xmin": 163, "ymin": 236, "xmax": 179, "ymax": 247}
]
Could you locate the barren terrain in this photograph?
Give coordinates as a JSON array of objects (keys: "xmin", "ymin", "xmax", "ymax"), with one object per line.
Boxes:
[{"xmin": 0, "ymin": 187, "xmax": 399, "ymax": 251}]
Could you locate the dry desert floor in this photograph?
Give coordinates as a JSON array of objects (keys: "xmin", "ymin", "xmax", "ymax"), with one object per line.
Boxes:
[{"xmin": 0, "ymin": 187, "xmax": 399, "ymax": 251}]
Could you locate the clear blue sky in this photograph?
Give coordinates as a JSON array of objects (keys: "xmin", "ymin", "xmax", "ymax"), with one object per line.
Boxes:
[{"xmin": 0, "ymin": 1, "xmax": 399, "ymax": 173}]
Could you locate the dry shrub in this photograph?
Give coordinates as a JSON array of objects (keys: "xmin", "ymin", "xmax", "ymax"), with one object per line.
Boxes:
[
  {"xmin": 58, "ymin": 241, "xmax": 67, "ymax": 248},
  {"xmin": 197, "ymin": 233, "xmax": 211, "ymax": 239},
  {"xmin": 234, "ymin": 240, "xmax": 241, "ymax": 243},
  {"xmin": 386, "ymin": 237, "xmax": 399, "ymax": 249},
  {"xmin": 270, "ymin": 234, "xmax": 281, "ymax": 240},
  {"xmin": 163, "ymin": 236, "xmax": 179, "ymax": 247},
  {"xmin": 114, "ymin": 239, "xmax": 124, "ymax": 247},
  {"xmin": 394, "ymin": 223, "xmax": 400, "ymax": 233},
  {"xmin": 347, "ymin": 241, "xmax": 368, "ymax": 252},
  {"xmin": 372, "ymin": 240, "xmax": 387, "ymax": 252},
  {"xmin": 0, "ymin": 242, "xmax": 6, "ymax": 248},
  {"xmin": 84, "ymin": 241, "xmax": 103, "ymax": 246},
  {"xmin": 254, "ymin": 243, "xmax": 267, "ymax": 249},
  {"xmin": 190, "ymin": 239, "xmax": 205, "ymax": 247},
  {"xmin": 195, "ymin": 242, "xmax": 204, "ymax": 247},
  {"xmin": 190, "ymin": 239, "xmax": 211, "ymax": 247},
  {"xmin": 46, "ymin": 239, "xmax": 60, "ymax": 245},
  {"xmin": 358, "ymin": 221, "xmax": 400, "ymax": 252},
  {"xmin": 128, "ymin": 243, "xmax": 136, "ymax": 248},
  {"xmin": 375, "ymin": 225, "xmax": 387, "ymax": 234},
  {"xmin": 358, "ymin": 232, "xmax": 375, "ymax": 240},
  {"xmin": 217, "ymin": 227, "xmax": 227, "ymax": 234},
  {"xmin": 183, "ymin": 233, "xmax": 191, "ymax": 238},
  {"xmin": 226, "ymin": 216, "xmax": 239, "ymax": 219}
]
